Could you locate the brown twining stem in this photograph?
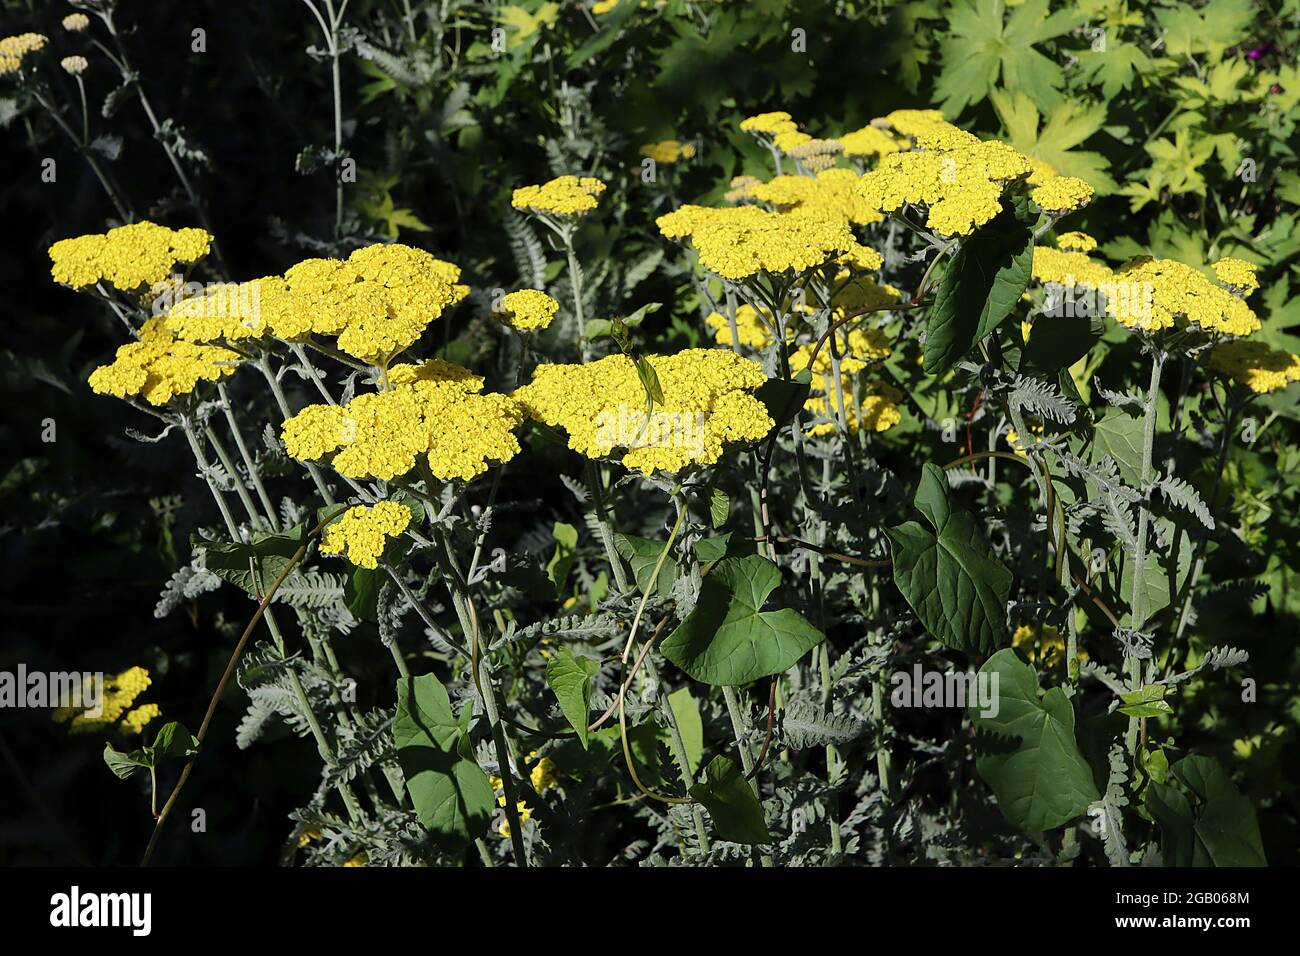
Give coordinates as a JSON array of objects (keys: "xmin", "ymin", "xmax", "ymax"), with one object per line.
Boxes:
[
  {"xmin": 141, "ymin": 507, "xmax": 346, "ymax": 866},
  {"xmin": 756, "ymin": 534, "xmax": 891, "ymax": 569},
  {"xmin": 745, "ymin": 680, "xmax": 778, "ymax": 781}
]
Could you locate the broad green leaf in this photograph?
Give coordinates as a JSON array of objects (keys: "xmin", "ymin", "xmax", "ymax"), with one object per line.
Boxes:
[
  {"xmin": 709, "ymin": 488, "xmax": 730, "ymax": 529},
  {"xmin": 885, "ymin": 463, "xmax": 1012, "ymax": 655},
  {"xmin": 668, "ymin": 687, "xmax": 703, "ymax": 777},
  {"xmin": 660, "ymin": 554, "xmax": 824, "ymax": 685},
  {"xmin": 344, "ymin": 565, "xmax": 380, "ymax": 622},
  {"xmin": 1090, "ymin": 409, "xmax": 1144, "ymax": 485},
  {"xmin": 202, "ymin": 526, "xmax": 304, "ymax": 598},
  {"xmin": 150, "ymin": 721, "xmax": 198, "ymax": 759},
  {"xmin": 924, "ymin": 205, "xmax": 1034, "ymax": 374},
  {"xmin": 689, "ymin": 755, "xmax": 770, "ymax": 844},
  {"xmin": 755, "ymin": 375, "xmax": 810, "ymax": 430},
  {"xmin": 546, "ymin": 649, "xmax": 601, "ymax": 749},
  {"xmin": 1118, "ymin": 684, "xmax": 1173, "ymax": 719},
  {"xmin": 971, "ymin": 649, "xmax": 1100, "ymax": 831},
  {"xmin": 394, "ymin": 674, "xmax": 493, "ymax": 847},
  {"xmin": 1021, "ymin": 310, "xmax": 1103, "ymax": 375},
  {"xmin": 103, "ymin": 743, "xmax": 150, "ymax": 780},
  {"xmin": 1145, "ymin": 755, "xmax": 1266, "ymax": 866},
  {"xmin": 613, "ymin": 533, "xmax": 679, "ymax": 597},
  {"xmin": 545, "ymin": 522, "xmax": 579, "ymax": 596}
]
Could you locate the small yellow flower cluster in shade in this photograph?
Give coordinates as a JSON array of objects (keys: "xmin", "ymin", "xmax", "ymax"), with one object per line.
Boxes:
[
  {"xmin": 749, "ymin": 168, "xmax": 882, "ymax": 226},
  {"xmin": 343, "ymin": 852, "xmax": 368, "ymax": 867},
  {"xmin": 283, "ymin": 244, "xmax": 469, "ymax": 365},
  {"xmin": 53, "ymin": 667, "xmax": 154, "ymax": 734},
  {"xmin": 859, "ymin": 139, "xmax": 1032, "ymax": 237},
  {"xmin": 63, "ymin": 13, "xmax": 90, "ymax": 32},
  {"xmin": 120, "ymin": 703, "xmax": 161, "ymax": 736},
  {"xmin": 1011, "ymin": 624, "xmax": 1087, "ymax": 668},
  {"xmin": 790, "ymin": 326, "xmax": 892, "ymax": 378},
  {"xmin": 513, "ymin": 349, "xmax": 773, "ymax": 474},
  {"xmin": 1029, "ymin": 175, "xmax": 1094, "ymax": 215},
  {"xmin": 837, "ymin": 124, "xmax": 904, "ymax": 158},
  {"xmin": 739, "ymin": 110, "xmax": 800, "ymax": 138},
  {"xmin": 1210, "ymin": 257, "xmax": 1260, "ymax": 295},
  {"xmin": 88, "ymin": 317, "xmax": 240, "ymax": 406},
  {"xmin": 822, "ymin": 273, "xmax": 903, "ymax": 316},
  {"xmin": 320, "ymin": 501, "xmax": 412, "ymax": 569},
  {"xmin": 1031, "ymin": 245, "xmax": 1115, "ymax": 289},
  {"xmin": 805, "ymin": 380, "xmax": 902, "ymax": 437},
  {"xmin": 530, "ymin": 756, "xmax": 558, "ymax": 792},
  {"xmin": 1107, "ymin": 257, "xmax": 1259, "ymax": 336},
  {"xmin": 49, "ymin": 222, "xmax": 212, "ymax": 294},
  {"xmin": 61, "ymin": 55, "xmax": 88, "ymax": 75},
  {"xmin": 1209, "ymin": 340, "xmax": 1300, "ymax": 394},
  {"xmin": 704, "ymin": 303, "xmax": 793, "ymax": 349},
  {"xmin": 1055, "ymin": 231, "xmax": 1097, "ymax": 253},
  {"xmin": 640, "ymin": 140, "xmax": 696, "ymax": 164},
  {"xmin": 784, "ymin": 137, "xmax": 845, "ymax": 171},
  {"xmin": 656, "ymin": 204, "xmax": 855, "ymax": 281},
  {"xmin": 0, "ymin": 32, "xmax": 46, "ymax": 75},
  {"xmin": 490, "ymin": 754, "xmax": 559, "ymax": 837},
  {"xmin": 1003, "ymin": 421, "xmax": 1043, "ymax": 459},
  {"xmin": 511, "ymin": 175, "xmax": 606, "ymax": 218},
  {"xmin": 499, "ymin": 289, "xmax": 560, "ymax": 332},
  {"xmin": 724, "ymin": 175, "xmax": 760, "ymax": 203},
  {"xmin": 282, "ymin": 360, "xmax": 524, "ymax": 482}
]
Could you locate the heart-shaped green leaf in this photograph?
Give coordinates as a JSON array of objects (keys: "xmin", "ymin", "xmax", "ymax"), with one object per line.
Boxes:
[
  {"xmin": 546, "ymin": 649, "xmax": 601, "ymax": 749},
  {"xmin": 689, "ymin": 755, "xmax": 770, "ymax": 844},
  {"xmin": 660, "ymin": 554, "xmax": 824, "ymax": 685}
]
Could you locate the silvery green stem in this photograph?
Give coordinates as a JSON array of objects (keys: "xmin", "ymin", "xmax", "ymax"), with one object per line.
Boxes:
[{"xmin": 217, "ymin": 383, "xmax": 279, "ymax": 530}]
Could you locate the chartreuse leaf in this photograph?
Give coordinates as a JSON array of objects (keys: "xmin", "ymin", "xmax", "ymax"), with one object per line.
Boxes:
[
  {"xmin": 970, "ymin": 649, "xmax": 1100, "ymax": 832},
  {"xmin": 885, "ymin": 463, "xmax": 1012, "ymax": 655},
  {"xmin": 668, "ymin": 687, "xmax": 703, "ymax": 777},
  {"xmin": 394, "ymin": 674, "xmax": 494, "ymax": 848},
  {"xmin": 1145, "ymin": 755, "xmax": 1266, "ymax": 866},
  {"xmin": 546, "ymin": 649, "xmax": 601, "ymax": 749},
  {"xmin": 689, "ymin": 755, "xmax": 770, "ymax": 844},
  {"xmin": 103, "ymin": 721, "xmax": 198, "ymax": 780},
  {"xmin": 1118, "ymin": 683, "xmax": 1173, "ymax": 719},
  {"xmin": 924, "ymin": 204, "xmax": 1035, "ymax": 374},
  {"xmin": 660, "ymin": 555, "xmax": 824, "ymax": 685},
  {"xmin": 545, "ymin": 522, "xmax": 578, "ymax": 596}
]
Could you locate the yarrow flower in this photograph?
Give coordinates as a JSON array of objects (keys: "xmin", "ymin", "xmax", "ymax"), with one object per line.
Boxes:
[
  {"xmin": 499, "ymin": 289, "xmax": 559, "ymax": 332},
  {"xmin": 804, "ymin": 378, "xmax": 902, "ymax": 437},
  {"xmin": 749, "ymin": 168, "xmax": 882, "ymax": 226},
  {"xmin": 88, "ymin": 317, "xmax": 240, "ymax": 405},
  {"xmin": 1107, "ymin": 257, "xmax": 1259, "ymax": 336},
  {"xmin": 62, "ymin": 13, "xmax": 91, "ymax": 32},
  {"xmin": 120, "ymin": 703, "xmax": 161, "ymax": 736},
  {"xmin": 0, "ymin": 32, "xmax": 46, "ymax": 76},
  {"xmin": 656, "ymin": 204, "xmax": 855, "ymax": 280},
  {"xmin": 1032, "ymin": 245, "xmax": 1114, "ymax": 289},
  {"xmin": 739, "ymin": 111, "xmax": 799, "ymax": 137},
  {"xmin": 282, "ymin": 360, "xmax": 524, "ymax": 482},
  {"xmin": 640, "ymin": 140, "xmax": 696, "ymax": 164},
  {"xmin": 1029, "ymin": 175, "xmax": 1094, "ymax": 215},
  {"xmin": 60, "ymin": 55, "xmax": 88, "ymax": 75},
  {"xmin": 704, "ymin": 303, "xmax": 793, "ymax": 349},
  {"xmin": 511, "ymin": 176, "xmax": 606, "ymax": 218},
  {"xmin": 321, "ymin": 501, "xmax": 412, "ymax": 569},
  {"xmin": 49, "ymin": 222, "xmax": 212, "ymax": 294},
  {"xmin": 1210, "ymin": 257, "xmax": 1260, "ymax": 295},
  {"xmin": 838, "ymin": 124, "xmax": 904, "ymax": 159},
  {"xmin": 53, "ymin": 666, "xmax": 153, "ymax": 733},
  {"xmin": 1055, "ymin": 231, "xmax": 1097, "ymax": 253},
  {"xmin": 1011, "ymin": 624, "xmax": 1085, "ymax": 668},
  {"xmin": 513, "ymin": 348, "xmax": 773, "ymax": 474},
  {"xmin": 1209, "ymin": 340, "xmax": 1300, "ymax": 394}
]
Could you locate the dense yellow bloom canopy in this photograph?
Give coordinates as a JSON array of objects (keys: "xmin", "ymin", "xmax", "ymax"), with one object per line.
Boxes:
[
  {"xmin": 513, "ymin": 349, "xmax": 773, "ymax": 473},
  {"xmin": 1107, "ymin": 257, "xmax": 1259, "ymax": 335},
  {"xmin": 1210, "ymin": 340, "xmax": 1300, "ymax": 394},
  {"xmin": 49, "ymin": 222, "xmax": 212, "ymax": 294},
  {"xmin": 88, "ymin": 317, "xmax": 240, "ymax": 405},
  {"xmin": 281, "ymin": 360, "xmax": 523, "ymax": 482},
  {"xmin": 512, "ymin": 176, "xmax": 606, "ymax": 217},
  {"xmin": 657, "ymin": 204, "xmax": 854, "ymax": 280},
  {"xmin": 321, "ymin": 501, "xmax": 412, "ymax": 569},
  {"xmin": 500, "ymin": 289, "xmax": 560, "ymax": 332},
  {"xmin": 749, "ymin": 168, "xmax": 883, "ymax": 226},
  {"xmin": 282, "ymin": 244, "xmax": 469, "ymax": 364}
]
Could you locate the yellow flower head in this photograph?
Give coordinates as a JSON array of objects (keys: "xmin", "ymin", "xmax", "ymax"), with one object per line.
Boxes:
[
  {"xmin": 724, "ymin": 175, "xmax": 760, "ymax": 203},
  {"xmin": 530, "ymin": 756, "xmax": 558, "ymax": 792},
  {"xmin": 54, "ymin": 666, "xmax": 153, "ymax": 733},
  {"xmin": 1030, "ymin": 175, "xmax": 1094, "ymax": 215},
  {"xmin": 120, "ymin": 703, "xmax": 162, "ymax": 736},
  {"xmin": 790, "ymin": 326, "xmax": 892, "ymax": 378},
  {"xmin": 0, "ymin": 32, "xmax": 47, "ymax": 76},
  {"xmin": 60, "ymin": 55, "xmax": 88, "ymax": 75},
  {"xmin": 704, "ymin": 303, "xmax": 792, "ymax": 350},
  {"xmin": 282, "ymin": 360, "xmax": 523, "ymax": 482},
  {"xmin": 804, "ymin": 379, "xmax": 902, "ymax": 437},
  {"xmin": 640, "ymin": 140, "xmax": 696, "ymax": 164},
  {"xmin": 500, "ymin": 289, "xmax": 560, "ymax": 332},
  {"xmin": 1209, "ymin": 340, "xmax": 1300, "ymax": 394},
  {"xmin": 321, "ymin": 501, "xmax": 412, "ymax": 569},
  {"xmin": 1031, "ymin": 246, "xmax": 1114, "ymax": 289},
  {"xmin": 657, "ymin": 204, "xmax": 855, "ymax": 280},
  {"xmin": 749, "ymin": 168, "xmax": 882, "ymax": 226},
  {"xmin": 838, "ymin": 124, "xmax": 904, "ymax": 158},
  {"xmin": 1210, "ymin": 257, "xmax": 1259, "ymax": 296},
  {"xmin": 739, "ymin": 111, "xmax": 799, "ymax": 137},
  {"xmin": 1107, "ymin": 257, "xmax": 1259, "ymax": 336},
  {"xmin": 513, "ymin": 349, "xmax": 773, "ymax": 474},
  {"xmin": 1055, "ymin": 231, "xmax": 1097, "ymax": 253},
  {"xmin": 163, "ymin": 279, "xmax": 275, "ymax": 343},
  {"xmin": 1011, "ymin": 624, "xmax": 1085, "ymax": 667},
  {"xmin": 281, "ymin": 244, "xmax": 469, "ymax": 365},
  {"xmin": 63, "ymin": 14, "xmax": 91, "ymax": 32},
  {"xmin": 512, "ymin": 176, "xmax": 606, "ymax": 217},
  {"xmin": 88, "ymin": 317, "xmax": 240, "ymax": 405},
  {"xmin": 49, "ymin": 222, "xmax": 212, "ymax": 294}
]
